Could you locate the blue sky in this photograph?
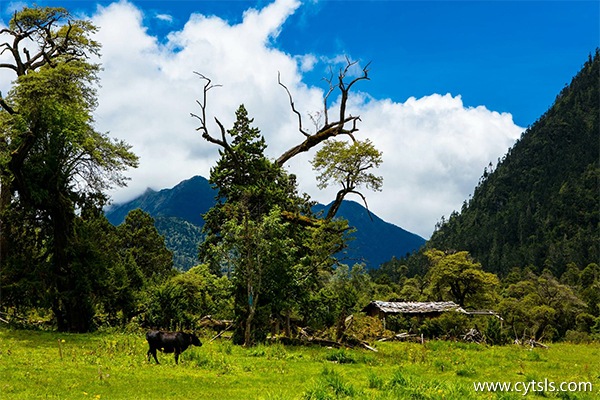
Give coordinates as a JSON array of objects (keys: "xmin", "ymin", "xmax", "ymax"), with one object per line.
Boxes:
[
  {"xmin": 1, "ymin": 1, "xmax": 598, "ymax": 237},
  {"xmin": 8, "ymin": 0, "xmax": 596, "ymax": 127}
]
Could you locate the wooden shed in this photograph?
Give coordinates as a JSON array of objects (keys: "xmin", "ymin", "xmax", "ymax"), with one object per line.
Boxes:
[{"xmin": 362, "ymin": 300, "xmax": 467, "ymax": 319}]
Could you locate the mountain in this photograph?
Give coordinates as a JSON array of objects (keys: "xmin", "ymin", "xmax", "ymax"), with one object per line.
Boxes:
[
  {"xmin": 427, "ymin": 51, "xmax": 599, "ymax": 276},
  {"xmin": 314, "ymin": 200, "xmax": 426, "ymax": 268},
  {"xmin": 106, "ymin": 175, "xmax": 216, "ymax": 226},
  {"xmin": 105, "ymin": 176, "xmax": 426, "ymax": 270}
]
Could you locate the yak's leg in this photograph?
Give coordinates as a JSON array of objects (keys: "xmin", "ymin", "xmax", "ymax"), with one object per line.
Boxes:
[{"xmin": 148, "ymin": 347, "xmax": 160, "ymax": 364}]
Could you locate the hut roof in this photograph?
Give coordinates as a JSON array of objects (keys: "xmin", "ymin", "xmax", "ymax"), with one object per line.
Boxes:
[{"xmin": 362, "ymin": 301, "xmax": 467, "ymax": 315}]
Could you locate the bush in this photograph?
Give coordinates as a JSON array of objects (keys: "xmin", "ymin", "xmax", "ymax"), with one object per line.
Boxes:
[
  {"xmin": 324, "ymin": 348, "xmax": 356, "ymax": 364},
  {"xmin": 563, "ymin": 330, "xmax": 593, "ymax": 344},
  {"xmin": 345, "ymin": 314, "xmax": 388, "ymax": 341},
  {"xmin": 484, "ymin": 317, "xmax": 509, "ymax": 345},
  {"xmin": 419, "ymin": 312, "xmax": 471, "ymax": 339},
  {"xmin": 575, "ymin": 312, "xmax": 596, "ymax": 333}
]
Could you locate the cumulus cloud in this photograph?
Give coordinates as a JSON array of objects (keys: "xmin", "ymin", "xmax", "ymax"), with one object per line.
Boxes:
[
  {"xmin": 155, "ymin": 13, "xmax": 173, "ymax": 23},
  {"xmin": 349, "ymin": 93, "xmax": 522, "ymax": 237},
  {"xmin": 1, "ymin": 0, "xmax": 523, "ymax": 238}
]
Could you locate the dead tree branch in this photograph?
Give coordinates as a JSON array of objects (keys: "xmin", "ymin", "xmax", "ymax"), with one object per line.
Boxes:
[
  {"xmin": 278, "ymin": 72, "xmax": 310, "ymax": 137},
  {"xmin": 190, "ymin": 72, "xmax": 231, "ymax": 152},
  {"xmin": 276, "ymin": 58, "xmax": 370, "ymax": 166}
]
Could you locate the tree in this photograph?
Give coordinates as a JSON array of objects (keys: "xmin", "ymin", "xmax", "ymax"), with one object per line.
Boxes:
[
  {"xmin": 222, "ymin": 206, "xmax": 297, "ymax": 346},
  {"xmin": 0, "ymin": 6, "xmax": 138, "ymax": 332},
  {"xmin": 193, "ymin": 60, "xmax": 379, "ymax": 343},
  {"xmin": 199, "ymin": 105, "xmax": 306, "ymax": 272},
  {"xmin": 500, "ymin": 270, "xmax": 585, "ymax": 341},
  {"xmin": 0, "ymin": 6, "xmax": 101, "ymax": 251},
  {"xmin": 117, "ymin": 209, "xmax": 175, "ymax": 284},
  {"xmin": 198, "ymin": 106, "xmax": 315, "ymax": 344},
  {"xmin": 312, "ymin": 139, "xmax": 382, "ymax": 219},
  {"xmin": 424, "ymin": 249, "xmax": 499, "ymax": 308}
]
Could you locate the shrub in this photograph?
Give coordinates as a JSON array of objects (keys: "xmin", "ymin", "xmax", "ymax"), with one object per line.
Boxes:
[
  {"xmin": 419, "ymin": 312, "xmax": 471, "ymax": 339},
  {"xmin": 484, "ymin": 317, "xmax": 509, "ymax": 345},
  {"xmin": 563, "ymin": 330, "xmax": 592, "ymax": 344},
  {"xmin": 345, "ymin": 314, "xmax": 388, "ymax": 341},
  {"xmin": 324, "ymin": 348, "xmax": 356, "ymax": 364},
  {"xmin": 575, "ymin": 312, "xmax": 596, "ymax": 333}
]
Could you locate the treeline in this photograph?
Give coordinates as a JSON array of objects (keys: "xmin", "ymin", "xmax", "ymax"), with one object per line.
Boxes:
[
  {"xmin": 0, "ymin": 6, "xmax": 387, "ymax": 343},
  {"xmin": 374, "ymin": 50, "xmax": 600, "ymax": 343},
  {"xmin": 371, "ymin": 252, "xmax": 600, "ymax": 343}
]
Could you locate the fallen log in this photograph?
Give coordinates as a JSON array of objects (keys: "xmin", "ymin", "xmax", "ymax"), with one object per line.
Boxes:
[
  {"xmin": 527, "ymin": 339, "xmax": 549, "ymax": 349},
  {"xmin": 199, "ymin": 315, "xmax": 234, "ymax": 331}
]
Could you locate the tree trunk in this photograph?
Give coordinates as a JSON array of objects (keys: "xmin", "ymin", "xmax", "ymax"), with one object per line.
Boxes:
[
  {"xmin": 244, "ymin": 305, "xmax": 256, "ymax": 347},
  {"xmin": 284, "ymin": 311, "xmax": 291, "ymax": 338},
  {"xmin": 0, "ymin": 182, "xmax": 10, "ymax": 267}
]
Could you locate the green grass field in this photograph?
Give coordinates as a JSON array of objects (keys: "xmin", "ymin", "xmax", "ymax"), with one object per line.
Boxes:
[{"xmin": 0, "ymin": 328, "xmax": 598, "ymax": 399}]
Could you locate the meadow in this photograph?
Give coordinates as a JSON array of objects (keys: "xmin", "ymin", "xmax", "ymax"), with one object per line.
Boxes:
[{"xmin": 0, "ymin": 328, "xmax": 598, "ymax": 399}]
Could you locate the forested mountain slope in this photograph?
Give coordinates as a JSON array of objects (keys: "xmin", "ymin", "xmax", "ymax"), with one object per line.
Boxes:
[{"xmin": 428, "ymin": 51, "xmax": 599, "ymax": 276}]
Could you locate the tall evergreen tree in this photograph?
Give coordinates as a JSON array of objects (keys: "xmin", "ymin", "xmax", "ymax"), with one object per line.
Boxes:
[{"xmin": 200, "ymin": 105, "xmax": 346, "ymax": 345}]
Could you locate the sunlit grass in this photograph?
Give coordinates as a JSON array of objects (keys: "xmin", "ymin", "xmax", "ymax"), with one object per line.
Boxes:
[{"xmin": 0, "ymin": 328, "xmax": 598, "ymax": 399}]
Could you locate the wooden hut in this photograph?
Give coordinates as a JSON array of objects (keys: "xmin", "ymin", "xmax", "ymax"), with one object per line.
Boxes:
[{"xmin": 362, "ymin": 300, "xmax": 467, "ymax": 319}]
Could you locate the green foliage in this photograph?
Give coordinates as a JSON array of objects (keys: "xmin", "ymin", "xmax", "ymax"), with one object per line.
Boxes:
[
  {"xmin": 154, "ymin": 216, "xmax": 204, "ymax": 270},
  {"xmin": 419, "ymin": 312, "xmax": 471, "ymax": 339},
  {"xmin": 2, "ymin": 329, "xmax": 599, "ymax": 399},
  {"xmin": 0, "ymin": 5, "xmax": 137, "ymax": 332},
  {"xmin": 324, "ymin": 349, "xmax": 358, "ymax": 364},
  {"xmin": 312, "ymin": 139, "xmax": 383, "ymax": 219},
  {"xmin": 142, "ymin": 264, "xmax": 233, "ymax": 330},
  {"xmin": 200, "ymin": 105, "xmax": 350, "ymax": 345},
  {"xmin": 499, "ymin": 270, "xmax": 585, "ymax": 341},
  {"xmin": 312, "ymin": 139, "xmax": 383, "ymax": 193},
  {"xmin": 117, "ymin": 209, "xmax": 175, "ymax": 284},
  {"xmin": 425, "ymin": 249, "xmax": 499, "ymax": 308}
]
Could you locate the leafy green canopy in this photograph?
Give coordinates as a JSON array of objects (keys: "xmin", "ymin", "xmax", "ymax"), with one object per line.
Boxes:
[
  {"xmin": 424, "ymin": 249, "xmax": 499, "ymax": 308},
  {"xmin": 0, "ymin": 6, "xmax": 138, "ymax": 332},
  {"xmin": 312, "ymin": 139, "xmax": 383, "ymax": 219}
]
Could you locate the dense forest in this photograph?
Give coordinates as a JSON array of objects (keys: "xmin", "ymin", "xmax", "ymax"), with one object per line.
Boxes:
[
  {"xmin": 427, "ymin": 49, "xmax": 599, "ymax": 278},
  {"xmin": 0, "ymin": 6, "xmax": 598, "ymax": 345}
]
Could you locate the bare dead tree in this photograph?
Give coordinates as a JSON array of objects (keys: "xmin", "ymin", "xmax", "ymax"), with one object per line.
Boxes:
[{"xmin": 276, "ymin": 58, "xmax": 371, "ymax": 166}]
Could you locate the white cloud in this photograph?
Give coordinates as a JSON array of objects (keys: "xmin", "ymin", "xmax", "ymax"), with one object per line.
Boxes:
[
  {"xmin": 347, "ymin": 93, "xmax": 522, "ymax": 237},
  {"xmin": 155, "ymin": 13, "xmax": 173, "ymax": 23},
  {"xmin": 2, "ymin": 0, "xmax": 523, "ymax": 239}
]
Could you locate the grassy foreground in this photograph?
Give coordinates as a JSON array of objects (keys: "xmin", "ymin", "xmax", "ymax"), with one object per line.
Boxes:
[{"xmin": 0, "ymin": 328, "xmax": 598, "ymax": 399}]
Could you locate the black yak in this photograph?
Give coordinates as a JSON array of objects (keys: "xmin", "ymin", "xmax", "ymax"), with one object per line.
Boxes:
[{"xmin": 146, "ymin": 330, "xmax": 202, "ymax": 364}]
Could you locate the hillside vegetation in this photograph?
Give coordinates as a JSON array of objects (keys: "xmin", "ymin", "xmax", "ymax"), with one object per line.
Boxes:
[
  {"xmin": 428, "ymin": 50, "xmax": 599, "ymax": 277},
  {"xmin": 106, "ymin": 180, "xmax": 425, "ymax": 271}
]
